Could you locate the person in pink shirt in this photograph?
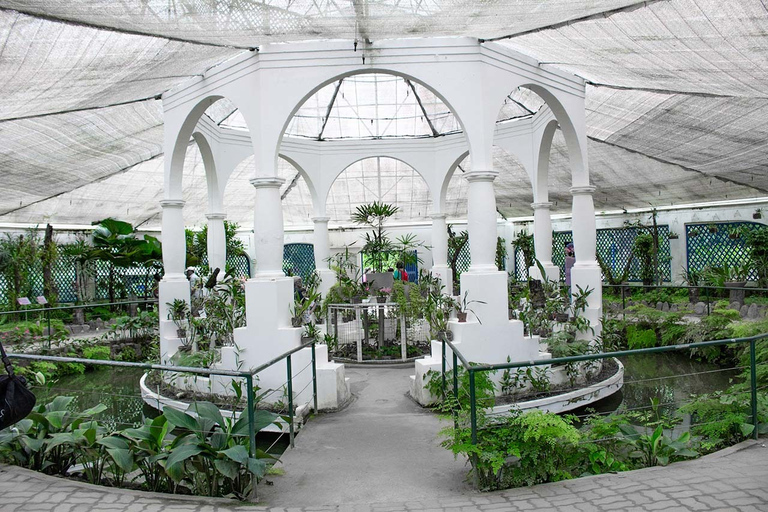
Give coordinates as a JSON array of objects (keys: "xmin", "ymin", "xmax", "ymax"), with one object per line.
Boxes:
[{"xmin": 564, "ymin": 242, "xmax": 575, "ymax": 301}]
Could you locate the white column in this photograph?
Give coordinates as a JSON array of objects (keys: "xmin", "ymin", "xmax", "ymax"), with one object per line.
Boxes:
[
  {"xmin": 430, "ymin": 213, "xmax": 452, "ymax": 293},
  {"xmin": 159, "ymin": 199, "xmax": 191, "ymax": 345},
  {"xmin": 160, "ymin": 199, "xmax": 187, "ymax": 281},
  {"xmin": 312, "ymin": 216, "xmax": 331, "ymax": 270},
  {"xmin": 251, "ymin": 177, "xmax": 286, "ymax": 279},
  {"xmin": 570, "ymin": 186, "xmax": 598, "ymax": 271},
  {"xmin": 206, "ymin": 212, "xmax": 227, "ymax": 276},
  {"xmin": 465, "ymin": 171, "xmax": 499, "ymax": 272},
  {"xmin": 570, "ymin": 185, "xmax": 603, "ymax": 337},
  {"xmin": 313, "ymin": 216, "xmax": 336, "ymax": 297},
  {"xmin": 531, "ymin": 202, "xmax": 559, "ymax": 282}
]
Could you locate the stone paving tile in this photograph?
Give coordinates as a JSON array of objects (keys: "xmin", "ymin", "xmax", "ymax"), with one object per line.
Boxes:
[{"xmin": 0, "ymin": 441, "xmax": 766, "ymax": 511}]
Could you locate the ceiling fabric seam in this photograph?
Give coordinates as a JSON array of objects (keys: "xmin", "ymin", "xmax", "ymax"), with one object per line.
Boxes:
[
  {"xmin": 0, "ymin": 97, "xmax": 161, "ymax": 123},
  {"xmin": 479, "ymin": 0, "xmax": 663, "ymax": 42},
  {"xmin": 0, "ymin": 148, "xmax": 166, "ymax": 218},
  {"xmin": 583, "ymin": 82, "xmax": 768, "ymax": 100},
  {"xmin": 0, "ymin": 6, "xmax": 252, "ymax": 49},
  {"xmin": 587, "ymin": 136, "xmax": 768, "ymax": 196}
]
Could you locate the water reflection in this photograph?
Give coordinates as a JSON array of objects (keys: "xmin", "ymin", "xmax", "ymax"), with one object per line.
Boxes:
[{"xmin": 572, "ymin": 352, "xmax": 740, "ymax": 419}]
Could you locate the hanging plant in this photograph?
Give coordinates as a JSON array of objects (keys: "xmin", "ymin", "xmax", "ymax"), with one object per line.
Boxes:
[
  {"xmin": 707, "ymin": 223, "xmax": 718, "ymax": 234},
  {"xmin": 754, "ymin": 208, "xmax": 762, "ymax": 220},
  {"xmin": 668, "ymin": 232, "xmax": 679, "ymax": 240},
  {"xmin": 689, "ymin": 229, "xmax": 700, "ymax": 237}
]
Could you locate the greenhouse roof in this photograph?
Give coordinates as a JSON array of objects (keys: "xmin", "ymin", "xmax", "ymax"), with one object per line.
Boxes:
[{"xmin": 0, "ymin": 0, "xmax": 767, "ymax": 228}]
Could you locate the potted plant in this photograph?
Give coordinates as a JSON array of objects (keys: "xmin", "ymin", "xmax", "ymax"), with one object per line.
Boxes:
[
  {"xmin": 376, "ymin": 287, "xmax": 391, "ymax": 304},
  {"xmin": 668, "ymin": 232, "xmax": 679, "ymax": 240},
  {"xmin": 754, "ymin": 208, "xmax": 762, "ymax": 220},
  {"xmin": 456, "ymin": 291, "xmax": 486, "ymax": 323},
  {"xmin": 689, "ymin": 228, "xmax": 700, "ymax": 237},
  {"xmin": 707, "ymin": 223, "xmax": 718, "ymax": 234},
  {"xmin": 166, "ymin": 298, "xmax": 191, "ymax": 350},
  {"xmin": 728, "ymin": 228, "xmax": 742, "ymax": 240}
]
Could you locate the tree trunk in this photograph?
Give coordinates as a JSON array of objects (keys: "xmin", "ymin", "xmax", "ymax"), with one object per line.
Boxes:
[{"xmin": 42, "ymin": 224, "xmax": 57, "ymax": 304}]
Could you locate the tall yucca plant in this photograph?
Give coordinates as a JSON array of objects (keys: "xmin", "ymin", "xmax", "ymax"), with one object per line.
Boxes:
[{"xmin": 352, "ymin": 202, "xmax": 399, "ymax": 272}]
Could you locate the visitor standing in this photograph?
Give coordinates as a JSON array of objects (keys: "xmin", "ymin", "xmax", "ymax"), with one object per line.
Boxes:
[{"xmin": 394, "ymin": 261, "xmax": 409, "ymax": 282}]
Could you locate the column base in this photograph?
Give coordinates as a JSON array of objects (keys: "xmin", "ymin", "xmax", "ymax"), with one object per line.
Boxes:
[
  {"xmin": 530, "ymin": 262, "xmax": 560, "ymax": 283},
  {"xmin": 316, "ymin": 268, "xmax": 337, "ymax": 299}
]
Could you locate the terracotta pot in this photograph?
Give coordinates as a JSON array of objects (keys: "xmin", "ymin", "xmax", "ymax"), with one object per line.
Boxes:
[{"xmin": 457, "ymin": 311, "xmax": 468, "ymax": 322}]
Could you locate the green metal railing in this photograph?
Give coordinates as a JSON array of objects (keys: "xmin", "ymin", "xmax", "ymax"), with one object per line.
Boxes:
[
  {"xmin": 440, "ymin": 334, "xmax": 767, "ymax": 458},
  {"xmin": 6, "ymin": 339, "xmax": 319, "ymax": 500}
]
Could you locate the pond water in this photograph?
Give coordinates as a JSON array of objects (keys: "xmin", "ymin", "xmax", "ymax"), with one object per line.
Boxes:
[{"xmin": 571, "ymin": 351, "xmax": 741, "ymax": 419}]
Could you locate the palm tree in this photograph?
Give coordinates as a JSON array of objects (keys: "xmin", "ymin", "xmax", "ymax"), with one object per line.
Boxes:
[{"xmin": 352, "ymin": 202, "xmax": 399, "ymax": 272}]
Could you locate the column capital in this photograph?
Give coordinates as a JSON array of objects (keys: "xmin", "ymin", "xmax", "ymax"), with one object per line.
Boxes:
[
  {"xmin": 312, "ymin": 216, "xmax": 330, "ymax": 223},
  {"xmin": 531, "ymin": 202, "xmax": 553, "ymax": 210},
  {"xmin": 160, "ymin": 199, "xmax": 185, "ymax": 209},
  {"xmin": 464, "ymin": 170, "xmax": 498, "ymax": 183},
  {"xmin": 570, "ymin": 185, "xmax": 596, "ymax": 195},
  {"xmin": 250, "ymin": 177, "xmax": 285, "ymax": 189},
  {"xmin": 430, "ymin": 213, "xmax": 447, "ymax": 220},
  {"xmin": 205, "ymin": 212, "xmax": 227, "ymax": 220}
]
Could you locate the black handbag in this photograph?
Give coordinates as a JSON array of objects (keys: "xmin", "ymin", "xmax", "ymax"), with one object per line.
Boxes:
[{"xmin": 0, "ymin": 339, "xmax": 36, "ymax": 430}]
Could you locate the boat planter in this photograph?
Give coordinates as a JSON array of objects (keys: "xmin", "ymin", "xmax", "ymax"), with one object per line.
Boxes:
[{"xmin": 668, "ymin": 233, "xmax": 679, "ymax": 240}]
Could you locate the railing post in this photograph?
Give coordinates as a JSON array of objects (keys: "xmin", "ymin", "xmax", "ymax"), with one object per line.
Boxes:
[
  {"xmin": 287, "ymin": 354, "xmax": 295, "ymax": 448},
  {"xmin": 441, "ymin": 338, "xmax": 447, "ymax": 400},
  {"xmin": 245, "ymin": 374, "xmax": 258, "ymax": 501},
  {"xmin": 469, "ymin": 368, "xmax": 479, "ymax": 488},
  {"xmin": 750, "ymin": 339, "xmax": 759, "ymax": 440},
  {"xmin": 311, "ymin": 341, "xmax": 318, "ymax": 414},
  {"xmin": 621, "ymin": 284, "xmax": 626, "ymax": 321},
  {"xmin": 706, "ymin": 286, "xmax": 710, "ymax": 316},
  {"xmin": 469, "ymin": 369, "xmax": 477, "ymax": 446},
  {"xmin": 452, "ymin": 352, "xmax": 458, "ymax": 400},
  {"xmin": 46, "ymin": 309, "xmax": 52, "ymax": 351}
]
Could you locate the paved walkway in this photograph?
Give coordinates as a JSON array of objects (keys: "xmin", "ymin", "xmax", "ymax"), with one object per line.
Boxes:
[{"xmin": 0, "ymin": 365, "xmax": 767, "ymax": 511}]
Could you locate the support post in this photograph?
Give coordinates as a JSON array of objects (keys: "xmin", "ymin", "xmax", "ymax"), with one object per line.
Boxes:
[
  {"xmin": 205, "ymin": 212, "xmax": 227, "ymax": 276},
  {"xmin": 245, "ymin": 374, "xmax": 258, "ymax": 501},
  {"xmin": 287, "ymin": 354, "xmax": 294, "ymax": 448},
  {"xmin": 465, "ymin": 171, "xmax": 499, "ymax": 272},
  {"xmin": 311, "ymin": 341, "xmax": 318, "ymax": 414},
  {"xmin": 751, "ymin": 339, "xmax": 759, "ymax": 440},
  {"xmin": 250, "ymin": 177, "xmax": 286, "ymax": 279}
]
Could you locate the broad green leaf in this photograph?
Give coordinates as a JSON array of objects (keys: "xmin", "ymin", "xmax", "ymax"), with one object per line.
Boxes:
[
  {"xmin": 49, "ymin": 396, "xmax": 74, "ymax": 412},
  {"xmin": 675, "ymin": 449, "xmax": 699, "ymax": 458},
  {"xmin": 210, "ymin": 431, "xmax": 228, "ymax": 451},
  {"xmin": 221, "ymin": 445, "xmax": 249, "ymax": 464},
  {"xmin": 122, "ymin": 427, "xmax": 153, "ymax": 443},
  {"xmin": 45, "ymin": 411, "xmax": 66, "ymax": 430},
  {"xmin": 190, "ymin": 402, "xmax": 224, "ymax": 428},
  {"xmin": 246, "ymin": 457, "xmax": 267, "ymax": 478},
  {"xmin": 165, "ymin": 444, "xmax": 204, "ymax": 469},
  {"xmin": 106, "ymin": 448, "xmax": 134, "ymax": 472},
  {"xmin": 740, "ymin": 423, "xmax": 755, "ymax": 436},
  {"xmin": 79, "ymin": 404, "xmax": 108, "ymax": 417},
  {"xmin": 20, "ymin": 437, "xmax": 45, "ymax": 453},
  {"xmin": 162, "ymin": 407, "xmax": 200, "ymax": 433},
  {"xmin": 98, "ymin": 436, "xmax": 129, "ymax": 450},
  {"xmin": 45, "ymin": 433, "xmax": 75, "ymax": 453},
  {"xmin": 214, "ymin": 458, "xmax": 240, "ymax": 480}
]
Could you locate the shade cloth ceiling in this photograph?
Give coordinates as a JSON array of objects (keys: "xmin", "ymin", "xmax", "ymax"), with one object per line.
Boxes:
[{"xmin": 0, "ymin": 0, "xmax": 766, "ymax": 228}]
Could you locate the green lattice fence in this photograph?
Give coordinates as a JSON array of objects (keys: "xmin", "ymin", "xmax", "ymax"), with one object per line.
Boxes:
[
  {"xmin": 448, "ymin": 241, "xmax": 471, "ymax": 285},
  {"xmin": 514, "ymin": 226, "xmax": 671, "ymax": 282},
  {"xmin": 283, "ymin": 243, "xmax": 315, "ymax": 281},
  {"xmin": 227, "ymin": 254, "xmax": 251, "ymax": 278},
  {"xmin": 686, "ymin": 221, "xmax": 765, "ymax": 280}
]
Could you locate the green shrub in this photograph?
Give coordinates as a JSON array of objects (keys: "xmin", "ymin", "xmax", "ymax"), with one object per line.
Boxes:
[
  {"xmin": 626, "ymin": 325, "xmax": 657, "ymax": 349},
  {"xmin": 442, "ymin": 410, "xmax": 581, "ymax": 490},
  {"xmin": 83, "ymin": 345, "xmax": 111, "ymax": 361}
]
